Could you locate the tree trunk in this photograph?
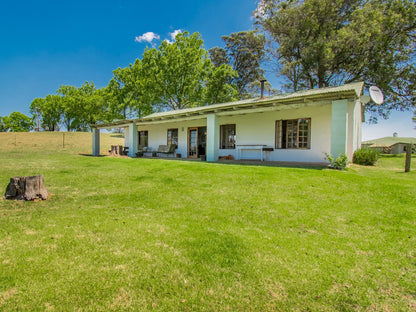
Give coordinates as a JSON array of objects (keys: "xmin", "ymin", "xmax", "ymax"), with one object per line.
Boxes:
[{"xmin": 4, "ymin": 175, "xmax": 48, "ymax": 200}]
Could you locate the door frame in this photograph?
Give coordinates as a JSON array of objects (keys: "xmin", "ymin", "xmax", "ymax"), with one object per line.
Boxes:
[{"xmin": 187, "ymin": 127, "xmax": 198, "ymax": 158}]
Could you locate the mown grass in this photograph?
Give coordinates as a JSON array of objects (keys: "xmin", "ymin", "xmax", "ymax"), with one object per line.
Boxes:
[{"xmin": 0, "ymin": 133, "xmax": 415, "ymax": 311}]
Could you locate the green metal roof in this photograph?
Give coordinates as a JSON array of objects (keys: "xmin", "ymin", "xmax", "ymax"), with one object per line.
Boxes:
[{"xmin": 93, "ymin": 81, "xmax": 364, "ymax": 128}]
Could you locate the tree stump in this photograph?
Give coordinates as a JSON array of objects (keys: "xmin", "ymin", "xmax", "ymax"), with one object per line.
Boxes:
[{"xmin": 4, "ymin": 175, "xmax": 48, "ymax": 200}]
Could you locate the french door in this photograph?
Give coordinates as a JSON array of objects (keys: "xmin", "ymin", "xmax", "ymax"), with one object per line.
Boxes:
[{"xmin": 188, "ymin": 128, "xmax": 198, "ymax": 158}]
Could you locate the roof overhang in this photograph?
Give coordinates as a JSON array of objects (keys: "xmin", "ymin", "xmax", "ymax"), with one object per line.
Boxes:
[{"xmin": 92, "ymin": 81, "xmax": 364, "ymax": 129}]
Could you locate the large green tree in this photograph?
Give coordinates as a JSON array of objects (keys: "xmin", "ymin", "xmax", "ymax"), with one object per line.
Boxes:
[
  {"xmin": 3, "ymin": 112, "xmax": 34, "ymax": 132},
  {"xmin": 107, "ymin": 59, "xmax": 154, "ymax": 119},
  {"xmin": 255, "ymin": 0, "xmax": 416, "ymax": 118},
  {"xmin": 209, "ymin": 31, "xmax": 266, "ymax": 99},
  {"xmin": 30, "ymin": 95, "xmax": 62, "ymax": 131},
  {"xmin": 140, "ymin": 31, "xmax": 238, "ymax": 110},
  {"xmin": 57, "ymin": 82, "xmax": 104, "ymax": 131}
]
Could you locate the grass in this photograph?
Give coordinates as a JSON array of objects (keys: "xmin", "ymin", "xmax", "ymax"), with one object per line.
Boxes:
[{"xmin": 0, "ymin": 132, "xmax": 415, "ymax": 311}]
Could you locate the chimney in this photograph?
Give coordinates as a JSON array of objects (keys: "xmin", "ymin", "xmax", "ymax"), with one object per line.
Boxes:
[{"xmin": 260, "ymin": 79, "xmax": 266, "ymax": 98}]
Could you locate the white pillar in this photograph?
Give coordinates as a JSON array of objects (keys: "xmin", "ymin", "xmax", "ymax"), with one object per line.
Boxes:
[
  {"xmin": 124, "ymin": 126, "xmax": 129, "ymax": 147},
  {"xmin": 206, "ymin": 114, "xmax": 219, "ymax": 162},
  {"xmin": 331, "ymin": 99, "xmax": 348, "ymax": 157},
  {"xmin": 128, "ymin": 123, "xmax": 138, "ymax": 157},
  {"xmin": 92, "ymin": 128, "xmax": 100, "ymax": 156}
]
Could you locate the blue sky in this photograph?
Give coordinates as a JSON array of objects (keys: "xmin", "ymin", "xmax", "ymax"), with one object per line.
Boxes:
[{"xmin": 0, "ymin": 0, "xmax": 414, "ymax": 139}]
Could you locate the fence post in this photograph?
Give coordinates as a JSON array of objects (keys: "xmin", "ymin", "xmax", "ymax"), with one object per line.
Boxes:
[{"xmin": 405, "ymin": 143, "xmax": 412, "ymax": 172}]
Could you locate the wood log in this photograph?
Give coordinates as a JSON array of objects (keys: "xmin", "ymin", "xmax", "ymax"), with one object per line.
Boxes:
[{"xmin": 4, "ymin": 175, "xmax": 48, "ymax": 200}]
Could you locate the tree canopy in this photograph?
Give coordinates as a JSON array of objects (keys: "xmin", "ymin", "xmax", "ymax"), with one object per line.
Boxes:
[
  {"xmin": 0, "ymin": 112, "xmax": 34, "ymax": 132},
  {"xmin": 209, "ymin": 31, "xmax": 267, "ymax": 99},
  {"xmin": 30, "ymin": 82, "xmax": 105, "ymax": 132},
  {"xmin": 139, "ymin": 31, "xmax": 238, "ymax": 110},
  {"xmin": 255, "ymin": 0, "xmax": 416, "ymax": 118},
  {"xmin": 30, "ymin": 31, "xmax": 239, "ymax": 130}
]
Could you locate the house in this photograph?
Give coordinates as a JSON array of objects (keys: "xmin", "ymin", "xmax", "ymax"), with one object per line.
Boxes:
[
  {"xmin": 362, "ymin": 136, "xmax": 416, "ymax": 154},
  {"xmin": 91, "ymin": 82, "xmax": 365, "ymax": 163}
]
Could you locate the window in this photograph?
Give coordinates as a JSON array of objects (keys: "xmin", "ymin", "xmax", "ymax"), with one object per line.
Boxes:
[
  {"xmin": 275, "ymin": 118, "xmax": 310, "ymax": 149},
  {"xmin": 138, "ymin": 131, "xmax": 148, "ymax": 148},
  {"xmin": 167, "ymin": 128, "xmax": 178, "ymax": 147},
  {"xmin": 220, "ymin": 124, "xmax": 236, "ymax": 149}
]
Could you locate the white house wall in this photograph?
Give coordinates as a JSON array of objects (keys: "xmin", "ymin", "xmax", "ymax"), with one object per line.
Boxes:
[
  {"xmin": 137, "ymin": 103, "xmax": 333, "ymax": 163},
  {"xmin": 138, "ymin": 118, "xmax": 207, "ymax": 157},
  {"xmin": 217, "ymin": 104, "xmax": 332, "ymax": 162}
]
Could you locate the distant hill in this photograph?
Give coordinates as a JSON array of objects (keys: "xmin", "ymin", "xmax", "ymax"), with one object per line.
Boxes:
[
  {"xmin": 0, "ymin": 132, "xmax": 124, "ymax": 154},
  {"xmin": 362, "ymin": 136, "xmax": 416, "ymax": 147}
]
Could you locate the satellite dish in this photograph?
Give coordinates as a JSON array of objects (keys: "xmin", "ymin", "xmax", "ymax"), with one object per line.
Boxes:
[{"xmin": 369, "ymin": 86, "xmax": 384, "ymax": 105}]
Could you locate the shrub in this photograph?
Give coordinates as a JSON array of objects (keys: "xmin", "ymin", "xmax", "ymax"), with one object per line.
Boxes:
[
  {"xmin": 353, "ymin": 148, "xmax": 379, "ymax": 166},
  {"xmin": 324, "ymin": 153, "xmax": 349, "ymax": 170}
]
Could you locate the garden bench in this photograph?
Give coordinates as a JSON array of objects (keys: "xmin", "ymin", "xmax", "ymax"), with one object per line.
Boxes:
[{"xmin": 156, "ymin": 144, "xmax": 177, "ymax": 157}]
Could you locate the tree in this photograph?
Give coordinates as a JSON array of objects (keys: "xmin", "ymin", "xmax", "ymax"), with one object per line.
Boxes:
[
  {"xmin": 255, "ymin": 0, "xmax": 416, "ymax": 118},
  {"xmin": 30, "ymin": 96, "xmax": 62, "ymax": 131},
  {"xmin": 6, "ymin": 112, "xmax": 34, "ymax": 132},
  {"xmin": 141, "ymin": 31, "xmax": 238, "ymax": 110},
  {"xmin": 107, "ymin": 59, "xmax": 153, "ymax": 119},
  {"xmin": 57, "ymin": 85, "xmax": 79, "ymax": 131},
  {"xmin": 0, "ymin": 116, "xmax": 9, "ymax": 132},
  {"xmin": 209, "ymin": 47, "xmax": 229, "ymax": 68},
  {"xmin": 209, "ymin": 31, "xmax": 266, "ymax": 99},
  {"xmin": 204, "ymin": 64, "xmax": 239, "ymax": 104},
  {"xmin": 57, "ymin": 82, "xmax": 104, "ymax": 131}
]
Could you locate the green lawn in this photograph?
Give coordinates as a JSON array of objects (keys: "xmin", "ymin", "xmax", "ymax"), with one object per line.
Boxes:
[{"xmin": 0, "ymin": 133, "xmax": 415, "ymax": 311}]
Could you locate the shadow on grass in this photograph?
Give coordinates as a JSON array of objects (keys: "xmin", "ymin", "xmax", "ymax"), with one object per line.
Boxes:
[{"xmin": 78, "ymin": 153, "xmax": 106, "ymax": 157}]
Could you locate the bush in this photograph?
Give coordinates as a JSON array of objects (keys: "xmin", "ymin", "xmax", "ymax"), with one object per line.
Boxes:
[
  {"xmin": 324, "ymin": 153, "xmax": 349, "ymax": 170},
  {"xmin": 353, "ymin": 148, "xmax": 379, "ymax": 166}
]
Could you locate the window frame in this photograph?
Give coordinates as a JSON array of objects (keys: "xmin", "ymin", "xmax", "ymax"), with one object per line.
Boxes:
[
  {"xmin": 275, "ymin": 118, "xmax": 311, "ymax": 149},
  {"xmin": 167, "ymin": 128, "xmax": 178, "ymax": 149},
  {"xmin": 138, "ymin": 130, "xmax": 148, "ymax": 148},
  {"xmin": 220, "ymin": 124, "xmax": 236, "ymax": 149}
]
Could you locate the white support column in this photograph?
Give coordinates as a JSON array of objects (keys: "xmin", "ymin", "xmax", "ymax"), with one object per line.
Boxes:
[
  {"xmin": 92, "ymin": 128, "xmax": 100, "ymax": 156},
  {"xmin": 124, "ymin": 126, "xmax": 129, "ymax": 147},
  {"xmin": 331, "ymin": 99, "xmax": 349, "ymax": 157},
  {"xmin": 128, "ymin": 123, "xmax": 138, "ymax": 157},
  {"xmin": 206, "ymin": 113, "xmax": 219, "ymax": 162}
]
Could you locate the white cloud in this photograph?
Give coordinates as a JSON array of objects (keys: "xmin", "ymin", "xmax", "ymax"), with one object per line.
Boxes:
[
  {"xmin": 134, "ymin": 32, "xmax": 160, "ymax": 44},
  {"xmin": 169, "ymin": 29, "xmax": 182, "ymax": 41}
]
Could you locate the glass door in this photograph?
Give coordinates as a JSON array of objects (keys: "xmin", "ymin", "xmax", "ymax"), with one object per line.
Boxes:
[{"xmin": 188, "ymin": 128, "xmax": 198, "ymax": 158}]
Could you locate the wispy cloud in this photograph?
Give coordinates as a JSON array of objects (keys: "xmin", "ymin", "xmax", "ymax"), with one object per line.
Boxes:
[
  {"xmin": 134, "ymin": 32, "xmax": 160, "ymax": 45},
  {"xmin": 164, "ymin": 29, "xmax": 182, "ymax": 44},
  {"xmin": 169, "ymin": 29, "xmax": 182, "ymax": 40}
]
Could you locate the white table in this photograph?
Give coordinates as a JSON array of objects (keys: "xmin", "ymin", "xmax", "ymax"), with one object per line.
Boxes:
[{"xmin": 236, "ymin": 145, "xmax": 267, "ymax": 161}]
